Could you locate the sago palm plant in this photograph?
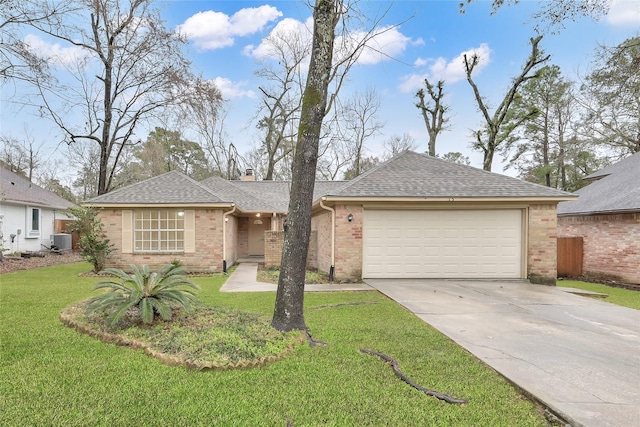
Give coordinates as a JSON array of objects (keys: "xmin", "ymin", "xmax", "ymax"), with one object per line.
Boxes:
[{"xmin": 87, "ymin": 262, "xmax": 200, "ymax": 327}]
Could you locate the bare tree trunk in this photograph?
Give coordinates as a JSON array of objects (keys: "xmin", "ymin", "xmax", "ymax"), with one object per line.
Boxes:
[
  {"xmin": 465, "ymin": 36, "xmax": 549, "ymax": 171},
  {"xmin": 415, "ymin": 79, "xmax": 448, "ymax": 157},
  {"xmin": 272, "ymin": 0, "xmax": 338, "ymax": 332}
]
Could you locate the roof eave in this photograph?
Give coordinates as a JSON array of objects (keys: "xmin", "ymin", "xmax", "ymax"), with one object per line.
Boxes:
[
  {"xmin": 316, "ymin": 195, "xmax": 578, "ymax": 205},
  {"xmin": 1, "ymin": 199, "xmax": 73, "ymax": 210},
  {"xmin": 83, "ymin": 202, "xmax": 235, "ymax": 208},
  {"xmin": 558, "ymin": 208, "xmax": 640, "ymax": 217}
]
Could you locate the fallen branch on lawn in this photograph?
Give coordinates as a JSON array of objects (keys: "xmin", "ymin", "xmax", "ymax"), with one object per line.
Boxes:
[
  {"xmin": 359, "ymin": 349, "xmax": 468, "ymax": 405},
  {"xmin": 305, "ymin": 329, "xmax": 328, "ymax": 348},
  {"xmin": 311, "ymin": 301, "xmax": 378, "ymax": 310}
]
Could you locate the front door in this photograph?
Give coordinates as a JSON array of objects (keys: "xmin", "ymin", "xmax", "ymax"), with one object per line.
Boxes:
[{"xmin": 248, "ymin": 217, "xmax": 270, "ymax": 256}]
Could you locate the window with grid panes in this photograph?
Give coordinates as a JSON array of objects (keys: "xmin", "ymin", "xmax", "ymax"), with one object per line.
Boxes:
[{"xmin": 133, "ymin": 210, "xmax": 185, "ymax": 252}]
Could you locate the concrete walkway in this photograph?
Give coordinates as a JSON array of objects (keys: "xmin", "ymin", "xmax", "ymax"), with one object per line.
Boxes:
[
  {"xmin": 366, "ymin": 279, "xmax": 640, "ymax": 427},
  {"xmin": 220, "ymin": 263, "xmax": 373, "ymax": 292}
]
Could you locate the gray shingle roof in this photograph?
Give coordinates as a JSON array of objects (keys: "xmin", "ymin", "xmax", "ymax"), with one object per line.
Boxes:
[
  {"xmin": 86, "ymin": 170, "xmax": 226, "ymax": 205},
  {"xmin": 1, "ymin": 167, "xmax": 74, "ymax": 210},
  {"xmin": 329, "ymin": 151, "xmax": 575, "ymax": 199},
  {"xmin": 200, "ymin": 176, "xmax": 281, "ymax": 212},
  {"xmin": 232, "ymin": 181, "xmax": 291, "ymax": 212},
  {"xmin": 558, "ymin": 152, "xmax": 640, "ymax": 215},
  {"xmin": 85, "ymin": 151, "xmax": 574, "ymax": 209}
]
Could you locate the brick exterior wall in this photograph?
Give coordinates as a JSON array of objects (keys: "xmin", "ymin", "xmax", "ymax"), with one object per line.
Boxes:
[
  {"xmin": 333, "ymin": 204, "xmax": 364, "ymax": 280},
  {"xmin": 96, "ymin": 203, "xmax": 561, "ymax": 281},
  {"xmin": 310, "ymin": 203, "xmax": 560, "ymax": 283},
  {"xmin": 264, "ymin": 230, "xmax": 317, "ymax": 268},
  {"xmin": 558, "ymin": 213, "xmax": 640, "ymax": 284},
  {"xmin": 527, "ymin": 204, "xmax": 558, "ymax": 285},
  {"xmin": 98, "ymin": 208, "xmax": 224, "ymax": 273}
]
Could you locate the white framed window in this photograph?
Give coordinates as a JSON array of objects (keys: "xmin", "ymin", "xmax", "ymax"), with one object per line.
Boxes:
[
  {"xmin": 27, "ymin": 207, "xmax": 40, "ymax": 238},
  {"xmin": 133, "ymin": 210, "xmax": 185, "ymax": 252}
]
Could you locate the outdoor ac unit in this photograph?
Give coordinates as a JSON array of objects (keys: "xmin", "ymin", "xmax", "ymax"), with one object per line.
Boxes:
[{"xmin": 51, "ymin": 234, "xmax": 72, "ymax": 251}]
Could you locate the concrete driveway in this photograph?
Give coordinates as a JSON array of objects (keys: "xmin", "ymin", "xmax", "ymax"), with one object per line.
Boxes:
[{"xmin": 365, "ymin": 279, "xmax": 640, "ymax": 427}]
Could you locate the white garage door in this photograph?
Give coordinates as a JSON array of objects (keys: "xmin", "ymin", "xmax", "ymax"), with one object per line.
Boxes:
[{"xmin": 363, "ymin": 210, "xmax": 523, "ymax": 279}]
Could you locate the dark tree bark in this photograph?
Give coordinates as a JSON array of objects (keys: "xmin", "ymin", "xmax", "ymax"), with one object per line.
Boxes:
[{"xmin": 272, "ymin": 0, "xmax": 338, "ymax": 332}]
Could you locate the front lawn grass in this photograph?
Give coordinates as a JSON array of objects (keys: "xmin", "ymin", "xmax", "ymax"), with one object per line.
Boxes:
[
  {"xmin": 559, "ymin": 280, "xmax": 640, "ymax": 310},
  {"xmin": 1, "ymin": 263, "xmax": 548, "ymax": 426}
]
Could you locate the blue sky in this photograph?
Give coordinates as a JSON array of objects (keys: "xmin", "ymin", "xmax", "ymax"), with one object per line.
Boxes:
[{"xmin": 2, "ymin": 0, "xmax": 639, "ymax": 180}]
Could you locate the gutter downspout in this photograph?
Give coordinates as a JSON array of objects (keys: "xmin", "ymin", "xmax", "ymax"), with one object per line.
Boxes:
[
  {"xmin": 320, "ymin": 198, "xmax": 335, "ymax": 282},
  {"xmin": 222, "ymin": 204, "xmax": 236, "ymax": 274}
]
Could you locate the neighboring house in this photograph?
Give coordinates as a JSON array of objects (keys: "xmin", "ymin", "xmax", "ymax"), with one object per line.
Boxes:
[
  {"xmin": 86, "ymin": 151, "xmax": 575, "ymax": 284},
  {"xmin": 0, "ymin": 167, "xmax": 74, "ymax": 253},
  {"xmin": 558, "ymin": 152, "xmax": 640, "ymax": 284}
]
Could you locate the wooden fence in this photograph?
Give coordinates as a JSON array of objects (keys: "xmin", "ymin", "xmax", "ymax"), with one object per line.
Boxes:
[
  {"xmin": 54, "ymin": 219, "xmax": 80, "ymax": 250},
  {"xmin": 557, "ymin": 237, "xmax": 583, "ymax": 277}
]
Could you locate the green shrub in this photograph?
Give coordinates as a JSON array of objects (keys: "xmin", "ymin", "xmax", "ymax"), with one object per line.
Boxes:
[
  {"xmin": 86, "ymin": 263, "xmax": 200, "ymax": 326},
  {"xmin": 65, "ymin": 206, "xmax": 114, "ymax": 272}
]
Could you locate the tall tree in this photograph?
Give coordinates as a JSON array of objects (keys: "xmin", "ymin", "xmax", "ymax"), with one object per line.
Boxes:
[
  {"xmin": 505, "ymin": 65, "xmax": 578, "ymax": 189},
  {"xmin": 272, "ymin": 0, "xmax": 339, "ymax": 332},
  {"xmin": 24, "ymin": 0, "xmax": 192, "ymax": 195},
  {"xmin": 382, "ymin": 133, "xmax": 418, "ymax": 159},
  {"xmin": 132, "ymin": 128, "xmax": 210, "ymax": 181},
  {"xmin": 316, "ymin": 132, "xmax": 352, "ymax": 180},
  {"xmin": 253, "ymin": 25, "xmax": 309, "ymax": 180},
  {"xmin": 415, "ymin": 79, "xmax": 449, "ymax": 156},
  {"xmin": 440, "ymin": 152, "xmax": 471, "ymax": 165},
  {"xmin": 461, "ymin": 0, "xmax": 610, "ymax": 32},
  {"xmin": 0, "ymin": 134, "xmax": 42, "ymax": 180},
  {"xmin": 179, "ymin": 78, "xmax": 236, "ymax": 178},
  {"xmin": 0, "ymin": 0, "xmax": 76, "ymax": 83},
  {"xmin": 464, "ymin": 36, "xmax": 550, "ymax": 171},
  {"xmin": 337, "ymin": 87, "xmax": 383, "ymax": 177},
  {"xmin": 580, "ymin": 36, "xmax": 640, "ymax": 157}
]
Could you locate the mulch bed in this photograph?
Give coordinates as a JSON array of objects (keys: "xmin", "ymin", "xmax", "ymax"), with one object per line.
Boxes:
[{"xmin": 0, "ymin": 251, "xmax": 84, "ymax": 274}]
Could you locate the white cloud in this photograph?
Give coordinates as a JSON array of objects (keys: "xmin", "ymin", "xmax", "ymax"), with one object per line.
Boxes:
[
  {"xmin": 244, "ymin": 17, "xmax": 313, "ymax": 60},
  {"xmin": 398, "ymin": 73, "xmax": 429, "ymax": 93},
  {"xmin": 177, "ymin": 5, "xmax": 283, "ymax": 50},
  {"xmin": 399, "ymin": 43, "xmax": 492, "ymax": 92},
  {"xmin": 23, "ymin": 34, "xmax": 87, "ymax": 67},
  {"xmin": 336, "ymin": 25, "xmax": 412, "ymax": 65},
  {"xmin": 414, "ymin": 57, "xmax": 428, "ymax": 67},
  {"xmin": 213, "ymin": 77, "xmax": 256, "ymax": 99},
  {"xmin": 246, "ymin": 18, "xmax": 414, "ymax": 68},
  {"xmin": 606, "ymin": 0, "xmax": 640, "ymax": 26}
]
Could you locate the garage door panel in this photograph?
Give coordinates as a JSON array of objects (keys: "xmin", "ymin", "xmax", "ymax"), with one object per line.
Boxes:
[{"xmin": 363, "ymin": 209, "xmax": 523, "ymax": 279}]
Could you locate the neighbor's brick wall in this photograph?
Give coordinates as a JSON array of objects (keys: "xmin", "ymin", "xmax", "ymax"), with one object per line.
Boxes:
[
  {"xmin": 264, "ymin": 230, "xmax": 317, "ymax": 268},
  {"xmin": 558, "ymin": 213, "xmax": 640, "ymax": 284},
  {"xmin": 98, "ymin": 208, "xmax": 224, "ymax": 273},
  {"xmin": 527, "ymin": 204, "xmax": 558, "ymax": 285},
  {"xmin": 334, "ymin": 204, "xmax": 363, "ymax": 280}
]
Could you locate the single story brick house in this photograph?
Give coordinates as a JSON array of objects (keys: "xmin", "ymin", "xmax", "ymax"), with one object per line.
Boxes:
[
  {"xmin": 558, "ymin": 152, "xmax": 640, "ymax": 284},
  {"xmin": 86, "ymin": 150, "xmax": 575, "ymax": 284}
]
